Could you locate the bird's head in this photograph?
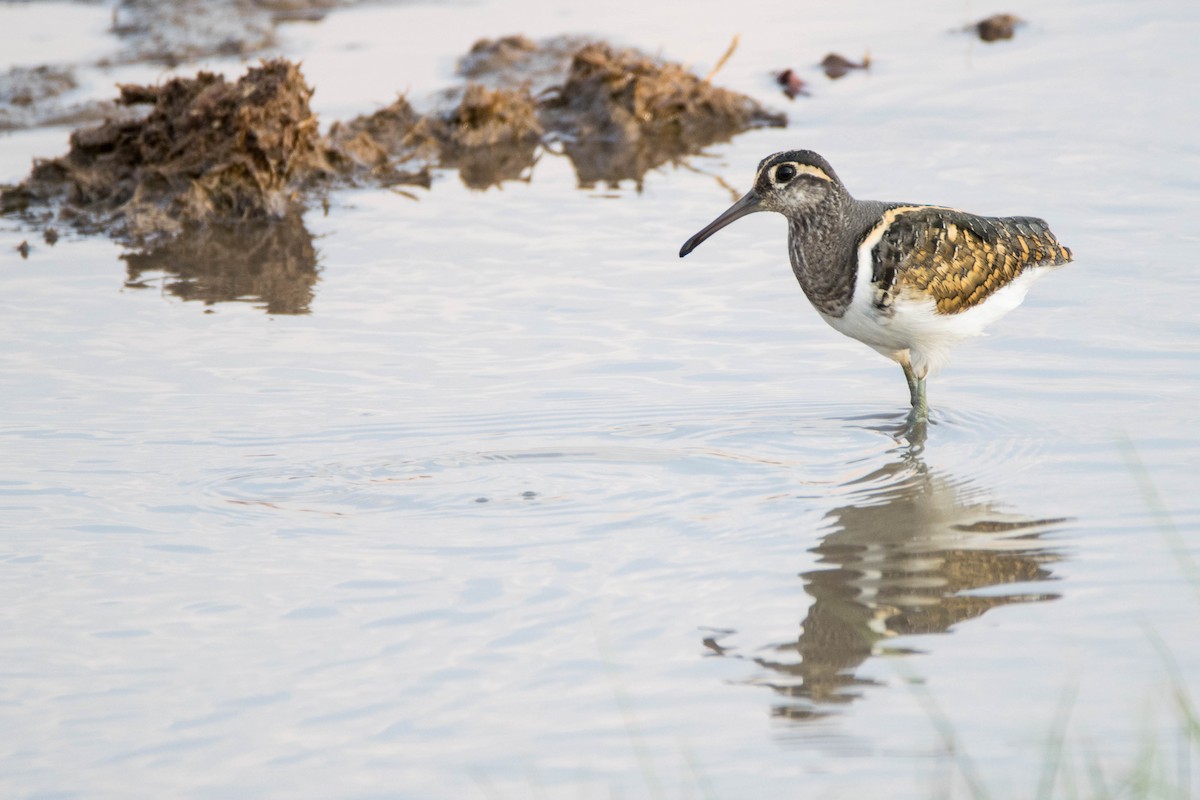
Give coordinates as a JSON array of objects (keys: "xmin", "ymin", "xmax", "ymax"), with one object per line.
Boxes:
[{"xmin": 679, "ymin": 150, "xmax": 844, "ymax": 257}]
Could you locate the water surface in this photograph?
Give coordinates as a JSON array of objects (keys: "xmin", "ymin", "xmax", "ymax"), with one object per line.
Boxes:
[{"xmin": 2, "ymin": 0, "xmax": 1199, "ymax": 798}]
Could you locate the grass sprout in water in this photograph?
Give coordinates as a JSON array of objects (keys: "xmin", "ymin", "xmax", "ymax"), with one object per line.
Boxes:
[{"xmin": 887, "ymin": 437, "xmax": 1200, "ymax": 800}]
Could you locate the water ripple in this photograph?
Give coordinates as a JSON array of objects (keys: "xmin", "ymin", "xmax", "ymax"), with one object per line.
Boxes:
[{"xmin": 170, "ymin": 399, "xmax": 1065, "ymax": 531}]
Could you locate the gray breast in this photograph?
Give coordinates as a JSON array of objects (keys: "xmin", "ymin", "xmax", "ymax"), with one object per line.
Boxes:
[{"xmin": 786, "ymin": 217, "xmax": 858, "ymax": 318}]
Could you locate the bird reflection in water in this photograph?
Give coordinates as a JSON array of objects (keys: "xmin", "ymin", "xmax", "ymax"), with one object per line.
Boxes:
[{"xmin": 707, "ymin": 431, "xmax": 1067, "ymax": 721}]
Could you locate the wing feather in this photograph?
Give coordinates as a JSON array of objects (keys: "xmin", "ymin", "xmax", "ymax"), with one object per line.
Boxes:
[{"xmin": 871, "ymin": 207, "xmax": 1073, "ymax": 314}]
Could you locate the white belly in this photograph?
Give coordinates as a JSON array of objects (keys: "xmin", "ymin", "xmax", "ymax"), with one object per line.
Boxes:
[{"xmin": 818, "ymin": 241, "xmax": 1053, "ymax": 377}]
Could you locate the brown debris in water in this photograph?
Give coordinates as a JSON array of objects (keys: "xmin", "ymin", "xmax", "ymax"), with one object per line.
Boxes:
[
  {"xmin": 973, "ymin": 14, "xmax": 1022, "ymax": 42},
  {"xmin": 821, "ymin": 52, "xmax": 871, "ymax": 79},
  {"xmin": 2, "ymin": 59, "xmax": 334, "ymax": 243},
  {"xmin": 775, "ymin": 69, "xmax": 809, "ymax": 100}
]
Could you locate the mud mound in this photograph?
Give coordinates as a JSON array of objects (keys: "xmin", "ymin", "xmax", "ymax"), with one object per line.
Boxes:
[
  {"xmin": 336, "ymin": 83, "xmax": 542, "ymax": 190},
  {"xmin": 439, "ymin": 83, "xmax": 543, "ymax": 149},
  {"xmin": 353, "ymin": 38, "xmax": 787, "ymax": 190},
  {"xmin": 542, "ymin": 43, "xmax": 785, "ymax": 188},
  {"xmin": 3, "ymin": 59, "xmax": 332, "ymax": 242},
  {"xmin": 546, "ymin": 42, "xmax": 781, "ymax": 144},
  {"xmin": 421, "ymin": 84, "xmax": 543, "ymax": 188},
  {"xmin": 326, "ymin": 95, "xmax": 432, "ymax": 187},
  {"xmin": 333, "ymin": 95, "xmax": 422, "ymax": 156}
]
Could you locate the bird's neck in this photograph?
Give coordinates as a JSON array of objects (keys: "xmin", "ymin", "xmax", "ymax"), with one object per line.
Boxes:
[{"xmin": 787, "ymin": 194, "xmax": 855, "ymax": 317}]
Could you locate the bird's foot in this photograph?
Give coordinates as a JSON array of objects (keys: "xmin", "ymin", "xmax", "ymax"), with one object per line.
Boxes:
[{"xmin": 903, "ymin": 405, "xmax": 929, "ymax": 447}]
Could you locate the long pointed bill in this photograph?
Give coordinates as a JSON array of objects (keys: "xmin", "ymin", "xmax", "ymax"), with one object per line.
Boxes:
[{"xmin": 678, "ymin": 190, "xmax": 764, "ymax": 258}]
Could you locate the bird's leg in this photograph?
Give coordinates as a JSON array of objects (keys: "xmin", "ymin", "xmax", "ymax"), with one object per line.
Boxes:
[{"xmin": 901, "ymin": 362, "xmax": 929, "ymax": 423}]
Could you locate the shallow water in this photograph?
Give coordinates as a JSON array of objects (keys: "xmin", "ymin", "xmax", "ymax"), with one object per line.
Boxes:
[{"xmin": 2, "ymin": 0, "xmax": 1200, "ymax": 798}]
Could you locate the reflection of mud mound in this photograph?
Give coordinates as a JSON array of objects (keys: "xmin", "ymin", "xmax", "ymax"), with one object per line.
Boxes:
[
  {"xmin": 122, "ymin": 213, "xmax": 317, "ymax": 314},
  {"xmin": 3, "ymin": 60, "xmax": 333, "ymax": 243}
]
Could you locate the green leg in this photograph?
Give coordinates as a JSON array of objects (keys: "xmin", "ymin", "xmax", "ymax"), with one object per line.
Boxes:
[{"xmin": 902, "ymin": 362, "xmax": 928, "ymax": 422}]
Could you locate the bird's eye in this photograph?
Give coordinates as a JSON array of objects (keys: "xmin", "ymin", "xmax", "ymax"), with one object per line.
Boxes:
[{"xmin": 774, "ymin": 164, "xmax": 797, "ymax": 183}]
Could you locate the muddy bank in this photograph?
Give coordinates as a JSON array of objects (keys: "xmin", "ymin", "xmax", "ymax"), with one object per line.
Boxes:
[
  {"xmin": 1, "ymin": 38, "xmax": 783, "ymax": 259},
  {"xmin": 0, "ymin": 0, "xmax": 351, "ymax": 132},
  {"xmin": 1, "ymin": 66, "xmax": 72, "ymax": 129},
  {"xmin": 456, "ymin": 35, "xmax": 589, "ymax": 95},
  {"xmin": 0, "ymin": 65, "xmax": 145, "ymax": 132},
  {"xmin": 109, "ymin": 0, "xmax": 345, "ymax": 65}
]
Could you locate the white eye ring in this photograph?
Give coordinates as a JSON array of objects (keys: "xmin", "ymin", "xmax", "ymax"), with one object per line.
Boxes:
[{"xmin": 774, "ymin": 163, "xmax": 798, "ymax": 183}]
